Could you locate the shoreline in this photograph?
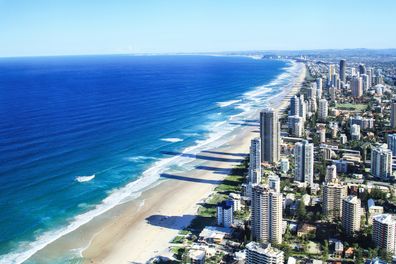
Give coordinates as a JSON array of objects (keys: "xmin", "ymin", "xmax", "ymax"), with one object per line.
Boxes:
[
  {"xmin": 81, "ymin": 62, "xmax": 306, "ymax": 263},
  {"xmin": 23, "ymin": 60, "xmax": 306, "ymax": 264}
]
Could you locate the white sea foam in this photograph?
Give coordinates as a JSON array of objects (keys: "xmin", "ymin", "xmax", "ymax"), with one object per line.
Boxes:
[
  {"xmin": 160, "ymin": 138, "xmax": 184, "ymax": 143},
  {"xmin": 75, "ymin": 175, "xmax": 95, "ymax": 183},
  {"xmin": 0, "ymin": 59, "xmax": 305, "ymax": 264},
  {"xmin": 216, "ymin": 99, "xmax": 241, "ymax": 108}
]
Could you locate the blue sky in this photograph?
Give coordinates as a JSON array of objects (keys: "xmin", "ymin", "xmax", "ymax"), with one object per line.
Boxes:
[{"xmin": 1, "ymin": 0, "xmax": 395, "ymax": 57}]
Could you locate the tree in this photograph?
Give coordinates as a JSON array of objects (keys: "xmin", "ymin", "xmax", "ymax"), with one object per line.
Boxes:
[
  {"xmin": 354, "ymin": 246, "xmax": 364, "ymax": 264},
  {"xmin": 322, "ymin": 240, "xmax": 329, "ymax": 262},
  {"xmin": 297, "ymin": 201, "xmax": 307, "ymax": 221}
]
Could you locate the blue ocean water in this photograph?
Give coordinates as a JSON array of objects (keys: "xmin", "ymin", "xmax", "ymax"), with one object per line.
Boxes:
[{"xmin": 0, "ymin": 55, "xmax": 290, "ymax": 262}]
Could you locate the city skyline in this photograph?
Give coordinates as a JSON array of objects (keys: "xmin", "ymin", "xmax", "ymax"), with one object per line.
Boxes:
[{"xmin": 1, "ymin": 0, "xmax": 396, "ymax": 57}]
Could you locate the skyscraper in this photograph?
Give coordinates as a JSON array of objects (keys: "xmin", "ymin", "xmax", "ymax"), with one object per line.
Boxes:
[
  {"xmin": 361, "ymin": 74, "xmax": 370, "ymax": 92},
  {"xmin": 372, "ymin": 214, "xmax": 396, "ymax": 253},
  {"xmin": 342, "ymin": 195, "xmax": 361, "ymax": 235},
  {"xmin": 340, "ymin": 59, "xmax": 346, "ymax": 83},
  {"xmin": 351, "ymin": 76, "xmax": 363, "ymax": 98},
  {"xmin": 287, "ymin": 115, "xmax": 303, "ymax": 137},
  {"xmin": 391, "ymin": 100, "xmax": 396, "ymax": 128},
  {"xmin": 359, "ymin": 64, "xmax": 366, "ymax": 75},
  {"xmin": 289, "ymin": 95, "xmax": 299, "ymax": 116},
  {"xmin": 328, "ymin": 64, "xmax": 335, "ymax": 85},
  {"xmin": 371, "ymin": 144, "xmax": 393, "ymax": 179},
  {"xmin": 289, "ymin": 95, "xmax": 306, "ymax": 121},
  {"xmin": 294, "ymin": 140, "xmax": 314, "ymax": 186},
  {"xmin": 318, "ymin": 99, "xmax": 328, "ymax": 121},
  {"xmin": 260, "ymin": 108, "xmax": 280, "ymax": 164},
  {"xmin": 316, "ymin": 78, "xmax": 323, "ymax": 99},
  {"xmin": 323, "ymin": 177, "xmax": 347, "ymax": 220},
  {"xmin": 249, "ymin": 138, "xmax": 262, "ymax": 184},
  {"xmin": 251, "ymin": 185, "xmax": 283, "ymax": 244},
  {"xmin": 246, "ymin": 242, "xmax": 284, "ymax": 264},
  {"xmin": 387, "ymin": 134, "xmax": 396, "ymax": 155}
]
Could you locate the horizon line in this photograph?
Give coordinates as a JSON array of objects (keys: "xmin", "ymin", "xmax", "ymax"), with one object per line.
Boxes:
[{"xmin": 1, "ymin": 47, "xmax": 396, "ymax": 59}]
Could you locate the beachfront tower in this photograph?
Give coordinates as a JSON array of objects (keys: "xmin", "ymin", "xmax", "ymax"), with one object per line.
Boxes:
[
  {"xmin": 294, "ymin": 140, "xmax": 314, "ymax": 186},
  {"xmin": 251, "ymin": 185, "xmax": 283, "ymax": 244},
  {"xmin": 217, "ymin": 200, "xmax": 234, "ymax": 227},
  {"xmin": 260, "ymin": 108, "xmax": 280, "ymax": 164}
]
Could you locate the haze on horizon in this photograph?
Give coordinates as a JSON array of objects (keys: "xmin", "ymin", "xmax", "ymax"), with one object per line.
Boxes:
[{"xmin": 1, "ymin": 0, "xmax": 396, "ymax": 57}]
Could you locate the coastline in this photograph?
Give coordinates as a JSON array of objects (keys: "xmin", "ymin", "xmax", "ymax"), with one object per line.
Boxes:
[
  {"xmin": 20, "ymin": 60, "xmax": 306, "ymax": 264},
  {"xmin": 80, "ymin": 62, "xmax": 306, "ymax": 263}
]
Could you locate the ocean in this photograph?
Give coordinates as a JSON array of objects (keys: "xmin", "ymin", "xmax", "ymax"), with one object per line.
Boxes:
[{"xmin": 0, "ymin": 55, "xmax": 295, "ymax": 263}]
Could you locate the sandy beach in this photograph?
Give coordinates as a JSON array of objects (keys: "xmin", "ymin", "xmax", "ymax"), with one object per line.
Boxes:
[
  {"xmin": 74, "ymin": 62, "xmax": 306, "ymax": 263},
  {"xmin": 23, "ymin": 61, "xmax": 306, "ymax": 264}
]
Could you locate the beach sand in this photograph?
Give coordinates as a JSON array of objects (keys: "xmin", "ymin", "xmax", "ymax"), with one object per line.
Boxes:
[
  {"xmin": 76, "ymin": 63, "xmax": 306, "ymax": 263},
  {"xmin": 25, "ymin": 61, "xmax": 306, "ymax": 264}
]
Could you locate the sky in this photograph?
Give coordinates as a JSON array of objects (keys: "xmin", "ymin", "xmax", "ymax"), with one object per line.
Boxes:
[{"xmin": 0, "ymin": 0, "xmax": 395, "ymax": 57}]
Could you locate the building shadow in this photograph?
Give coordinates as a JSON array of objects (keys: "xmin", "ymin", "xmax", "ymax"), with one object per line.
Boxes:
[
  {"xmin": 160, "ymin": 151, "xmax": 244, "ymax": 163},
  {"xmin": 195, "ymin": 165, "xmax": 232, "ymax": 175},
  {"xmin": 160, "ymin": 173, "xmax": 222, "ymax": 185},
  {"xmin": 145, "ymin": 214, "xmax": 196, "ymax": 230},
  {"xmin": 201, "ymin": 150, "xmax": 248, "ymax": 157}
]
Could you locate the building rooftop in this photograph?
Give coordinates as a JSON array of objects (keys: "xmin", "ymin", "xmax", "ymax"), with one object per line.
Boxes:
[
  {"xmin": 373, "ymin": 214, "xmax": 396, "ymax": 224},
  {"xmin": 246, "ymin": 242, "xmax": 283, "ymax": 257}
]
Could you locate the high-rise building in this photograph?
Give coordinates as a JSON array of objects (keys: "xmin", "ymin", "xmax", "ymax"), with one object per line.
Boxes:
[
  {"xmin": 359, "ymin": 64, "xmax": 366, "ymax": 75},
  {"xmin": 289, "ymin": 95, "xmax": 306, "ymax": 121},
  {"xmin": 372, "ymin": 214, "xmax": 396, "ymax": 253},
  {"xmin": 246, "ymin": 242, "xmax": 284, "ymax": 264},
  {"xmin": 316, "ymin": 78, "xmax": 322, "ymax": 99},
  {"xmin": 340, "ymin": 59, "xmax": 346, "ymax": 83},
  {"xmin": 322, "ymin": 177, "xmax": 347, "ymax": 220},
  {"xmin": 391, "ymin": 100, "xmax": 396, "ymax": 128},
  {"xmin": 328, "ymin": 64, "xmax": 335, "ymax": 84},
  {"xmin": 350, "ymin": 124, "xmax": 361, "ymax": 141},
  {"xmin": 294, "ymin": 140, "xmax": 314, "ymax": 186},
  {"xmin": 217, "ymin": 200, "xmax": 234, "ymax": 227},
  {"xmin": 318, "ymin": 99, "xmax": 328, "ymax": 121},
  {"xmin": 260, "ymin": 108, "xmax": 280, "ymax": 164},
  {"xmin": 307, "ymin": 86, "xmax": 316, "ymax": 100},
  {"xmin": 342, "ymin": 195, "xmax": 361, "ymax": 235},
  {"xmin": 361, "ymin": 74, "xmax": 370, "ymax": 92},
  {"xmin": 351, "ymin": 76, "xmax": 363, "ymax": 98},
  {"xmin": 251, "ymin": 185, "xmax": 283, "ymax": 244},
  {"xmin": 325, "ymin": 164, "xmax": 337, "ymax": 182},
  {"xmin": 351, "ymin": 67, "xmax": 357, "ymax": 76},
  {"xmin": 387, "ymin": 134, "xmax": 396, "ymax": 156},
  {"xmin": 371, "ymin": 144, "xmax": 393, "ymax": 179},
  {"xmin": 287, "ymin": 115, "xmax": 303, "ymax": 137},
  {"xmin": 249, "ymin": 138, "xmax": 262, "ymax": 184}
]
